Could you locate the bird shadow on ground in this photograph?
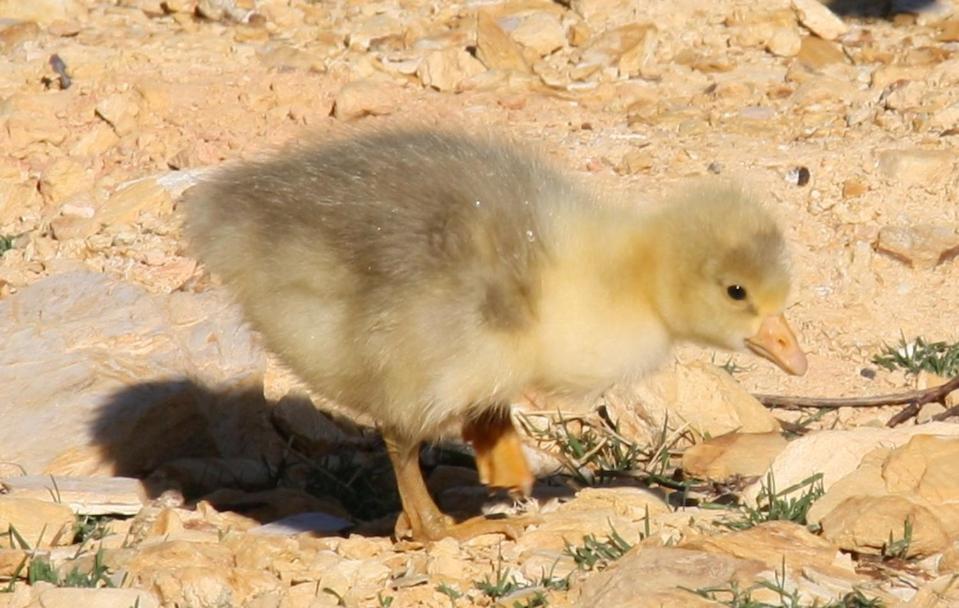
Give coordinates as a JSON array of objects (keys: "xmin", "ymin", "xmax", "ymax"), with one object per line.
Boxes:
[{"xmin": 88, "ymin": 378, "xmax": 582, "ymax": 534}]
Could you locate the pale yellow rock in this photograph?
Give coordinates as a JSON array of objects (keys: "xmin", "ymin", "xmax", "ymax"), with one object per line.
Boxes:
[
  {"xmin": 874, "ymin": 224, "xmax": 959, "ymax": 269},
  {"xmin": 98, "ymin": 178, "xmax": 173, "ymax": 225},
  {"xmin": 682, "ymin": 521, "xmax": 845, "ymax": 574},
  {"xmin": 618, "ymin": 149, "xmax": 654, "ymax": 174},
  {"xmin": 634, "ymin": 361, "xmax": 781, "ymax": 441},
  {"xmin": 820, "ymin": 494, "xmax": 958, "ymax": 557},
  {"xmin": 33, "ymin": 588, "xmax": 159, "ymax": 608},
  {"xmin": 884, "ymin": 80, "xmax": 925, "ymax": 112},
  {"xmin": 878, "ymin": 149, "xmax": 956, "ymax": 188},
  {"xmin": 332, "ymin": 80, "xmax": 399, "ymax": 121},
  {"xmin": 476, "ymin": 11, "xmax": 529, "ymax": 73},
  {"xmin": 766, "ymin": 26, "xmax": 802, "ymax": 57},
  {"xmin": 883, "ymin": 435, "xmax": 959, "ymax": 502},
  {"xmin": 70, "ymin": 124, "xmax": 120, "ymax": 157},
  {"xmin": 796, "ymin": 35, "xmax": 846, "ymax": 69},
  {"xmin": 39, "ymin": 159, "xmax": 93, "ymax": 206},
  {"xmin": 0, "ymin": 181, "xmax": 41, "ymax": 226},
  {"xmin": 682, "ymin": 431, "xmax": 788, "ymax": 481},
  {"xmin": 510, "ymin": 12, "xmax": 566, "ymax": 57},
  {"xmin": 0, "ymin": 548, "xmax": 28, "ymax": 577},
  {"xmin": 905, "ymin": 575, "xmax": 959, "ymax": 607},
  {"xmin": 941, "ymin": 541, "xmax": 959, "ymax": 574},
  {"xmin": 792, "ymin": 0, "xmax": 848, "ymax": 40},
  {"xmin": 574, "ymin": 547, "xmax": 765, "ymax": 607},
  {"xmin": 346, "ymin": 13, "xmax": 403, "ymax": 51},
  {"xmin": 0, "ymin": 0, "xmax": 85, "ymax": 24},
  {"xmin": 50, "ymin": 215, "xmax": 98, "ymax": 241},
  {"xmin": 570, "ymin": 0, "xmax": 631, "ymax": 23},
  {"xmin": 0, "ymin": 475, "xmax": 145, "ymax": 516},
  {"xmin": 0, "ymin": 497, "xmax": 75, "ymax": 549},
  {"xmin": 336, "ymin": 535, "xmax": 392, "ymax": 560},
  {"xmin": 917, "ymin": 401, "xmax": 947, "ymax": 423},
  {"xmin": 95, "ymin": 92, "xmax": 141, "ymax": 137},
  {"xmin": 127, "ymin": 540, "xmax": 282, "ymax": 606},
  {"xmin": 746, "ymin": 423, "xmax": 959, "ymax": 506},
  {"xmin": 930, "ymin": 102, "xmax": 959, "ymax": 130},
  {"xmin": 417, "ymin": 47, "xmax": 486, "ymax": 92}
]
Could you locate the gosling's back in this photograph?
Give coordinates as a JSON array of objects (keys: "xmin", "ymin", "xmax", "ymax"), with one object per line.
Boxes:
[{"xmin": 184, "ymin": 129, "xmax": 592, "ymax": 439}]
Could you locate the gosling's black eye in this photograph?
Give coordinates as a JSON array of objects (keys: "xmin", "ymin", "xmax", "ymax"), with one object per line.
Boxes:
[{"xmin": 727, "ymin": 285, "xmax": 747, "ymax": 301}]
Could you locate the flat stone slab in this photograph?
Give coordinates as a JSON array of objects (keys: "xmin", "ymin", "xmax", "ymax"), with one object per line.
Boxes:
[{"xmin": 0, "ymin": 475, "xmax": 146, "ymax": 516}]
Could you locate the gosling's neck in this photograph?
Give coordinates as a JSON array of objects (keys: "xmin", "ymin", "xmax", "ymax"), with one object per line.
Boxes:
[{"xmin": 529, "ymin": 207, "xmax": 674, "ymax": 394}]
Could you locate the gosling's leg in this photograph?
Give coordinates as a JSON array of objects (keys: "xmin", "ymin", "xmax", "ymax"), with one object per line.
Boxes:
[
  {"xmin": 382, "ymin": 430, "xmax": 535, "ymax": 542},
  {"xmin": 462, "ymin": 407, "xmax": 534, "ymax": 497}
]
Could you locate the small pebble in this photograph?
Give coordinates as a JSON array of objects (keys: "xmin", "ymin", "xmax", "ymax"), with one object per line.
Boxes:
[{"xmin": 785, "ymin": 166, "xmax": 811, "ymax": 187}]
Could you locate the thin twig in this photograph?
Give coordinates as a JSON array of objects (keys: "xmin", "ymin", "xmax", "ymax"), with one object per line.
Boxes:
[
  {"xmin": 932, "ymin": 403, "xmax": 959, "ymax": 422},
  {"xmin": 753, "ymin": 375, "xmax": 959, "ymax": 412}
]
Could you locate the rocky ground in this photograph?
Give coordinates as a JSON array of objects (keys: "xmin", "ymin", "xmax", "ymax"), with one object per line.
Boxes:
[{"xmin": 3, "ymin": 0, "xmax": 959, "ymax": 606}]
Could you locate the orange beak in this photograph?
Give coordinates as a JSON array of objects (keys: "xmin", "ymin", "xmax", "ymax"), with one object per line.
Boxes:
[{"xmin": 745, "ymin": 314, "xmax": 808, "ymax": 376}]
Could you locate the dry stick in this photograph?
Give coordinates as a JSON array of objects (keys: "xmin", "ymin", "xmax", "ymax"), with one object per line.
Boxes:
[{"xmin": 753, "ymin": 375, "xmax": 959, "ymax": 428}]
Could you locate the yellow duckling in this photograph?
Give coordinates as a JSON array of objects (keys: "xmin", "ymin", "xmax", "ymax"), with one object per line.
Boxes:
[{"xmin": 183, "ymin": 128, "xmax": 806, "ymax": 541}]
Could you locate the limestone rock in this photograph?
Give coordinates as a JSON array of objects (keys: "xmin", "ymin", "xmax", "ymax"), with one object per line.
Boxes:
[
  {"xmin": 570, "ymin": 0, "xmax": 632, "ymax": 24},
  {"xmin": 819, "ymin": 494, "xmax": 957, "ymax": 557},
  {"xmin": 417, "ymin": 47, "xmax": 486, "ymax": 92},
  {"xmin": 31, "ymin": 588, "xmax": 159, "ymax": 608},
  {"xmin": 930, "ymin": 102, "xmax": 959, "ymax": 130},
  {"xmin": 796, "ymin": 35, "xmax": 847, "ymax": 69},
  {"xmin": 574, "ymin": 547, "xmax": 765, "ymax": 607},
  {"xmin": 0, "ymin": 497, "xmax": 75, "ymax": 549},
  {"xmin": 476, "ymin": 12, "xmax": 529, "ymax": 73},
  {"xmin": 0, "ymin": 0, "xmax": 86, "ymax": 24},
  {"xmin": 801, "ymin": 435, "xmax": 959, "ymax": 557},
  {"xmin": 792, "ymin": 0, "xmax": 848, "ymax": 40},
  {"xmin": 877, "ymin": 149, "xmax": 956, "ymax": 188},
  {"xmin": 50, "ymin": 215, "xmax": 99, "ymax": 241},
  {"xmin": 682, "ymin": 431, "xmax": 788, "ymax": 481},
  {"xmin": 95, "ymin": 92, "xmax": 141, "ymax": 137},
  {"xmin": 0, "ymin": 548, "xmax": 28, "ymax": 578},
  {"xmin": 0, "ymin": 476, "xmax": 145, "ymax": 516},
  {"xmin": 98, "ymin": 178, "xmax": 174, "ymax": 225},
  {"xmin": 874, "ymin": 225, "xmax": 959, "ymax": 269},
  {"xmin": 745, "ymin": 423, "xmax": 959, "ymax": 505},
  {"xmin": 907, "ymin": 575, "xmax": 959, "ymax": 607},
  {"xmin": 0, "ymin": 272, "xmax": 272, "ymax": 478},
  {"xmin": 634, "ymin": 362, "xmax": 780, "ymax": 441},
  {"xmin": 766, "ymin": 27, "xmax": 802, "ymax": 57},
  {"xmin": 347, "ymin": 14, "xmax": 403, "ymax": 51},
  {"xmin": 39, "ymin": 159, "xmax": 93, "ymax": 206},
  {"xmin": 332, "ymin": 80, "xmax": 399, "ymax": 120},
  {"xmin": 682, "ymin": 521, "xmax": 845, "ymax": 573},
  {"xmin": 510, "ymin": 12, "xmax": 566, "ymax": 57},
  {"xmin": 126, "ymin": 540, "xmax": 282, "ymax": 606}
]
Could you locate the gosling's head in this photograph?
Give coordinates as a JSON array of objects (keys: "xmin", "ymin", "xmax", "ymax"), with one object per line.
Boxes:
[{"xmin": 648, "ymin": 184, "xmax": 807, "ymax": 376}]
